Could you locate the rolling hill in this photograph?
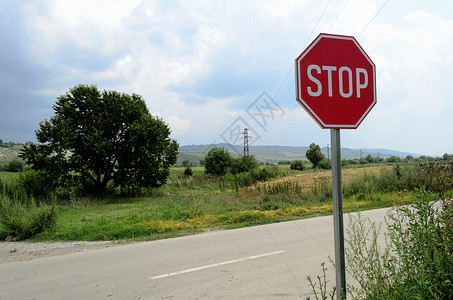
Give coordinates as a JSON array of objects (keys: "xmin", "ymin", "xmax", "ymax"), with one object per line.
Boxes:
[
  {"xmin": 0, "ymin": 143, "xmax": 424, "ymax": 167},
  {"xmin": 177, "ymin": 143, "xmax": 423, "ymax": 165},
  {"xmin": 0, "ymin": 147, "xmax": 20, "ymax": 162}
]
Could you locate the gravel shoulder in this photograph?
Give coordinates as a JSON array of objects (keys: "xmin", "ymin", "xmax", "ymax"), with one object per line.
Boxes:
[{"xmin": 0, "ymin": 241, "xmax": 128, "ymax": 263}]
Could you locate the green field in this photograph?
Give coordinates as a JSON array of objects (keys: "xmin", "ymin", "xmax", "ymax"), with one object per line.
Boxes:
[{"xmin": 4, "ymin": 162, "xmax": 445, "ymax": 242}]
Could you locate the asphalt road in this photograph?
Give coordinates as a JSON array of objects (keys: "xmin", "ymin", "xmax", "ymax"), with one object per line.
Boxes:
[{"xmin": 0, "ymin": 207, "xmax": 393, "ymax": 299}]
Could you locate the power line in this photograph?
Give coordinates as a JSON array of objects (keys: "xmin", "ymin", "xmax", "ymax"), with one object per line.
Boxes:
[
  {"xmin": 304, "ymin": 0, "xmax": 332, "ymax": 48},
  {"xmin": 272, "ymin": 0, "xmax": 332, "ymax": 103},
  {"xmin": 272, "ymin": 66, "xmax": 293, "ymax": 102},
  {"xmin": 357, "ymin": 0, "xmax": 390, "ymax": 38},
  {"xmin": 280, "ymin": 0, "xmax": 389, "ymax": 107},
  {"xmin": 328, "ymin": 0, "xmax": 350, "ymax": 32},
  {"xmin": 264, "ymin": 0, "xmax": 389, "ymax": 140}
]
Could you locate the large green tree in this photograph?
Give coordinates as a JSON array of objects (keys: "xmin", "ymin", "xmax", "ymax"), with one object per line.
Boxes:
[
  {"xmin": 306, "ymin": 143, "xmax": 325, "ymax": 168},
  {"xmin": 20, "ymin": 84, "xmax": 178, "ymax": 195},
  {"xmin": 203, "ymin": 147, "xmax": 232, "ymax": 177},
  {"xmin": 230, "ymin": 155, "xmax": 259, "ymax": 175}
]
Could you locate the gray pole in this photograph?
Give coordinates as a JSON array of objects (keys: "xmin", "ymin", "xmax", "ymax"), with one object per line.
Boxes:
[
  {"xmin": 327, "ymin": 144, "xmax": 330, "ymax": 160},
  {"xmin": 331, "ymin": 129, "xmax": 346, "ymax": 300}
]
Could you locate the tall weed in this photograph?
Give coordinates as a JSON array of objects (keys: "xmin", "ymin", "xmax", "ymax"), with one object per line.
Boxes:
[
  {"xmin": 418, "ymin": 161, "xmax": 453, "ymax": 199},
  {"xmin": 234, "ymin": 167, "xmax": 284, "ymax": 189},
  {"xmin": 0, "ymin": 193, "xmax": 56, "ymax": 240},
  {"xmin": 307, "ymin": 188, "xmax": 453, "ymax": 300},
  {"xmin": 0, "ymin": 174, "xmax": 56, "ymax": 240},
  {"xmin": 385, "ymin": 189, "xmax": 453, "ymax": 299},
  {"xmin": 244, "ymin": 178, "xmax": 332, "ymax": 205}
]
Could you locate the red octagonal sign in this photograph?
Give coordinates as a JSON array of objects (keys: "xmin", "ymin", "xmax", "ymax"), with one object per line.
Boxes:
[{"xmin": 295, "ymin": 33, "xmax": 376, "ymax": 129}]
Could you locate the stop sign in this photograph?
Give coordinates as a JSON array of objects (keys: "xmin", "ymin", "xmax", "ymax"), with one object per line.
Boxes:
[{"xmin": 295, "ymin": 33, "xmax": 376, "ymax": 129}]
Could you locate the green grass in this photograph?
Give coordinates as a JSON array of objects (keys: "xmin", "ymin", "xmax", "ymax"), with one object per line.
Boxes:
[
  {"xmin": 0, "ymin": 171, "xmax": 19, "ymax": 181},
  {"xmin": 3, "ymin": 162, "xmax": 452, "ymax": 242},
  {"xmin": 29, "ymin": 188, "xmax": 412, "ymax": 242},
  {"xmin": 307, "ymin": 189, "xmax": 453, "ymax": 300}
]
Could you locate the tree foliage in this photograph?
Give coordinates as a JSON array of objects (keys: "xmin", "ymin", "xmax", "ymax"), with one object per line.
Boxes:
[
  {"xmin": 7, "ymin": 159, "xmax": 24, "ymax": 172},
  {"xmin": 317, "ymin": 158, "xmax": 331, "ymax": 169},
  {"xmin": 183, "ymin": 166, "xmax": 193, "ymax": 177},
  {"xmin": 290, "ymin": 160, "xmax": 305, "ymax": 171},
  {"xmin": 230, "ymin": 155, "xmax": 259, "ymax": 175},
  {"xmin": 306, "ymin": 143, "xmax": 325, "ymax": 168},
  {"xmin": 443, "ymin": 153, "xmax": 453, "ymax": 161},
  {"xmin": 20, "ymin": 84, "xmax": 178, "ymax": 195},
  {"xmin": 182, "ymin": 160, "xmax": 190, "ymax": 167},
  {"xmin": 203, "ymin": 147, "xmax": 232, "ymax": 177}
]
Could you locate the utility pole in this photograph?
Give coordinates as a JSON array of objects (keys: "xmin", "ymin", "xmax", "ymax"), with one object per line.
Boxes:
[
  {"xmin": 327, "ymin": 144, "xmax": 330, "ymax": 160},
  {"xmin": 243, "ymin": 128, "xmax": 251, "ymax": 157},
  {"xmin": 360, "ymin": 149, "xmax": 363, "ymax": 159}
]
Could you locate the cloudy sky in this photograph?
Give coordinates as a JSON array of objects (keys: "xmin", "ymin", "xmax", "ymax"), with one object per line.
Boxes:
[{"xmin": 1, "ymin": 0, "xmax": 452, "ymax": 156}]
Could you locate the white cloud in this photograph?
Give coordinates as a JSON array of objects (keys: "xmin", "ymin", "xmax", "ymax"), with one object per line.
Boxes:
[
  {"xmin": 165, "ymin": 115, "xmax": 192, "ymax": 135},
  {"xmin": 2, "ymin": 0, "xmax": 453, "ymax": 155}
]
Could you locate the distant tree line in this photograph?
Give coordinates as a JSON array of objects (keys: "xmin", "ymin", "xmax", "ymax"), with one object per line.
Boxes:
[
  {"xmin": 0, "ymin": 159, "xmax": 24, "ymax": 172},
  {"xmin": 200, "ymin": 147, "xmax": 285, "ymax": 191},
  {"xmin": 0, "ymin": 140, "xmax": 23, "ymax": 148},
  {"xmin": 279, "ymin": 144, "xmax": 453, "ymax": 171},
  {"xmin": 202, "ymin": 147, "xmax": 259, "ymax": 177}
]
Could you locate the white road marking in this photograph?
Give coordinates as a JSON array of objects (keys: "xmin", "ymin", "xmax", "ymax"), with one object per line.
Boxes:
[{"xmin": 151, "ymin": 250, "xmax": 286, "ymax": 280}]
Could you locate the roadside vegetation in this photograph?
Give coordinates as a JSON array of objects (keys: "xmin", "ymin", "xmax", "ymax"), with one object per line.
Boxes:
[
  {"xmin": 2, "ymin": 139, "xmax": 453, "ymax": 300},
  {"xmin": 306, "ymin": 188, "xmax": 453, "ymax": 300},
  {"xmin": 1, "ymin": 159, "xmax": 452, "ymax": 242},
  {"xmin": 1, "ymin": 87, "xmax": 453, "ymax": 298}
]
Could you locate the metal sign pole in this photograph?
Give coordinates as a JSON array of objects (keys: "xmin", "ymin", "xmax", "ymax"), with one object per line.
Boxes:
[{"xmin": 331, "ymin": 128, "xmax": 346, "ymax": 300}]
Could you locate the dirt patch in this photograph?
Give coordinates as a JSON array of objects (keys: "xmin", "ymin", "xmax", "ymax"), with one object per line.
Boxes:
[{"xmin": 0, "ymin": 241, "xmax": 128, "ymax": 263}]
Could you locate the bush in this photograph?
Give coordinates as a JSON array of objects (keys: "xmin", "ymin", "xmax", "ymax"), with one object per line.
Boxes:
[
  {"xmin": 182, "ymin": 160, "xmax": 190, "ymax": 167},
  {"xmin": 386, "ymin": 156, "xmax": 401, "ymax": 163},
  {"xmin": 307, "ymin": 188, "xmax": 453, "ymax": 300},
  {"xmin": 318, "ymin": 158, "xmax": 331, "ymax": 169},
  {"xmin": 234, "ymin": 167, "xmax": 283, "ymax": 188},
  {"xmin": 342, "ymin": 158, "xmax": 359, "ymax": 166},
  {"xmin": 7, "ymin": 159, "xmax": 24, "ymax": 172},
  {"xmin": 0, "ymin": 193, "xmax": 56, "ymax": 240},
  {"xmin": 184, "ymin": 166, "xmax": 193, "ymax": 177},
  {"xmin": 348, "ymin": 189, "xmax": 453, "ymax": 299},
  {"xmin": 17, "ymin": 170, "xmax": 50, "ymax": 200},
  {"xmin": 290, "ymin": 160, "xmax": 305, "ymax": 171},
  {"xmin": 231, "ymin": 155, "xmax": 259, "ymax": 174},
  {"xmin": 417, "ymin": 161, "xmax": 453, "ymax": 199}
]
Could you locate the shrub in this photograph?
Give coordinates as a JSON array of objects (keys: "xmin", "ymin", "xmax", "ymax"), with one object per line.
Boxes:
[
  {"xmin": 231, "ymin": 155, "xmax": 259, "ymax": 174},
  {"xmin": 417, "ymin": 161, "xmax": 453, "ymax": 199},
  {"xmin": 7, "ymin": 159, "xmax": 24, "ymax": 172},
  {"xmin": 307, "ymin": 188, "xmax": 453, "ymax": 299},
  {"xmin": 184, "ymin": 166, "xmax": 193, "ymax": 177},
  {"xmin": 234, "ymin": 167, "xmax": 283, "ymax": 188},
  {"xmin": 290, "ymin": 160, "xmax": 305, "ymax": 171},
  {"xmin": 0, "ymin": 193, "xmax": 56, "ymax": 240},
  {"xmin": 17, "ymin": 170, "xmax": 50, "ymax": 200},
  {"xmin": 365, "ymin": 154, "xmax": 375, "ymax": 163},
  {"xmin": 384, "ymin": 190, "xmax": 453, "ymax": 299},
  {"xmin": 182, "ymin": 160, "xmax": 190, "ymax": 167},
  {"xmin": 318, "ymin": 158, "xmax": 331, "ymax": 169},
  {"xmin": 386, "ymin": 156, "xmax": 401, "ymax": 163}
]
